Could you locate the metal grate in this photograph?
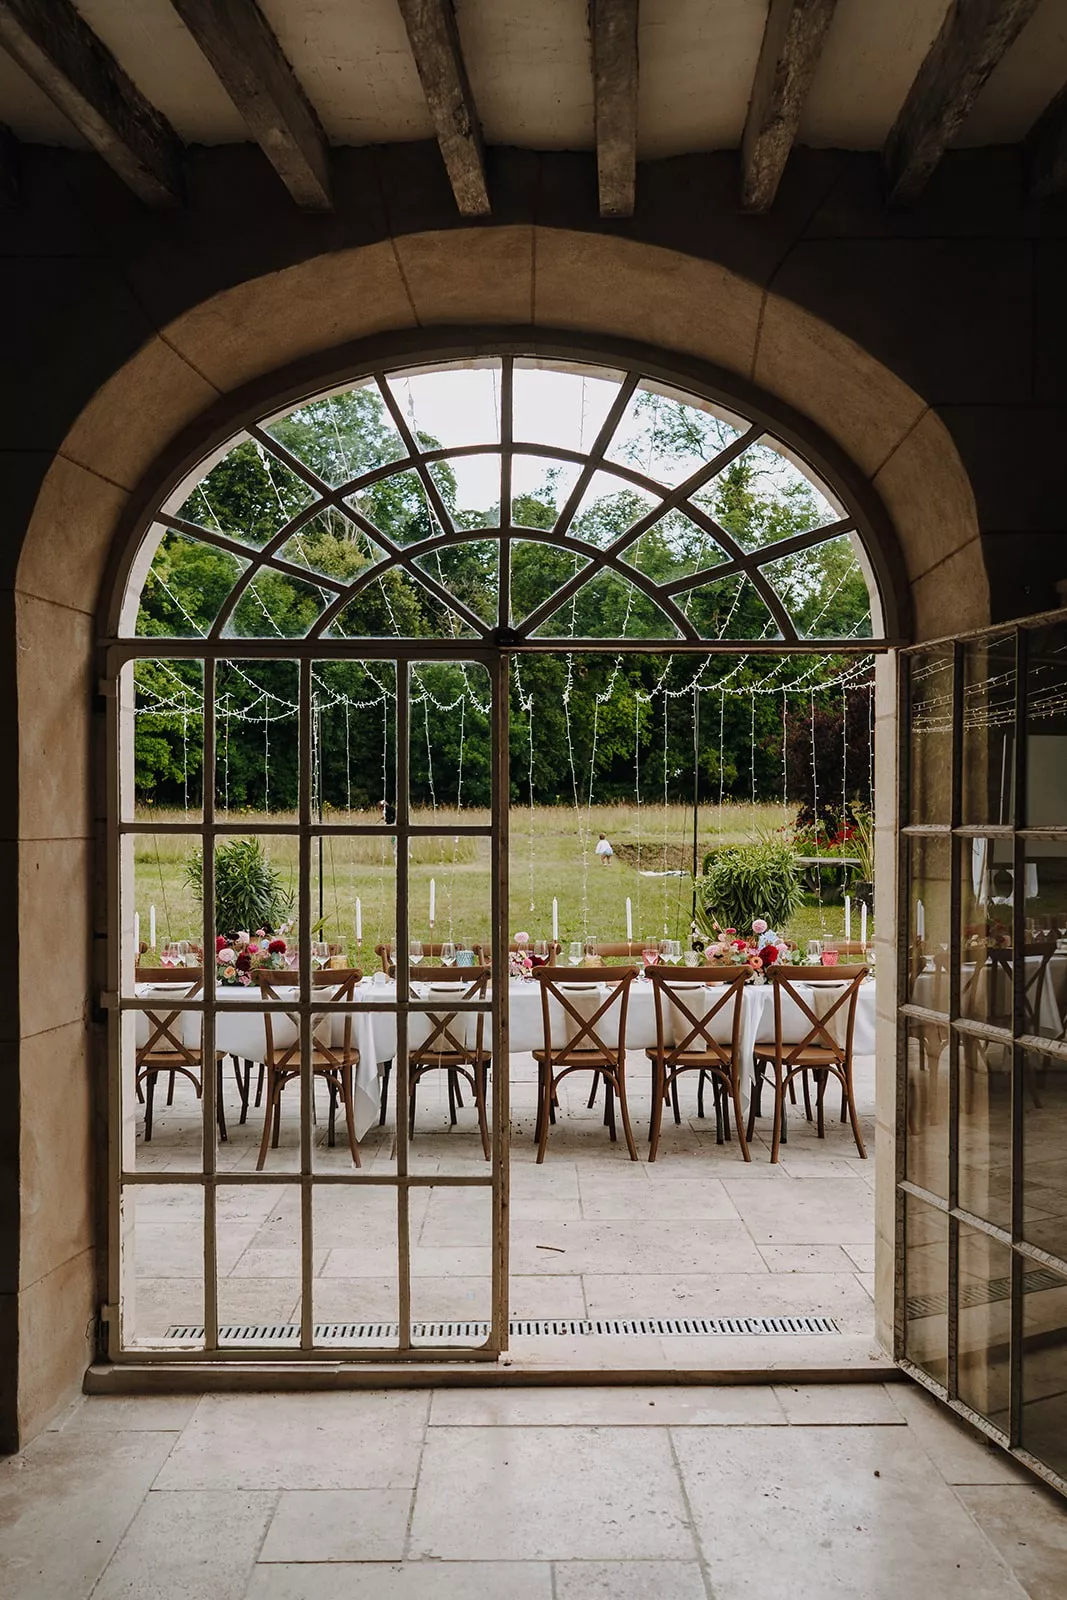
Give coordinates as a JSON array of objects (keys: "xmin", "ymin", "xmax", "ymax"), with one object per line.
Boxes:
[
  {"xmin": 906, "ymin": 1265, "xmax": 1064, "ymax": 1322},
  {"xmin": 162, "ymin": 1314, "xmax": 842, "ymax": 1344}
]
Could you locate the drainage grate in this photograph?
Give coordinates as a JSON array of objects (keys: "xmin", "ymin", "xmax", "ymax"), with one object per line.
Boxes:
[
  {"xmin": 163, "ymin": 1314, "xmax": 841, "ymax": 1343},
  {"xmin": 906, "ymin": 1265, "xmax": 1064, "ymax": 1322}
]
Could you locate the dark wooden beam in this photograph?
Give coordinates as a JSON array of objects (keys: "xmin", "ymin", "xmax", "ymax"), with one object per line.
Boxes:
[
  {"xmin": 740, "ymin": 0, "xmax": 839, "ymax": 214},
  {"xmin": 0, "ymin": 0, "xmax": 181, "ymax": 205},
  {"xmin": 884, "ymin": 0, "xmax": 1041, "ymax": 205},
  {"xmin": 0, "ymin": 122, "xmax": 19, "ymax": 206},
  {"xmin": 1026, "ymin": 82, "xmax": 1067, "ymax": 198},
  {"xmin": 170, "ymin": 0, "xmax": 331, "ymax": 211},
  {"xmin": 395, "ymin": 0, "xmax": 489, "ymax": 216},
  {"xmin": 592, "ymin": 0, "xmax": 639, "ymax": 218}
]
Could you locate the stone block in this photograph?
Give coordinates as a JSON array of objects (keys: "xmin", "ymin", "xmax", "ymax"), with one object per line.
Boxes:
[
  {"xmin": 873, "ymin": 408, "xmax": 980, "ymax": 584},
  {"xmin": 18, "ymin": 1021, "xmax": 94, "ymax": 1294},
  {"xmin": 18, "ymin": 839, "xmax": 92, "ymax": 1039},
  {"xmin": 394, "ymin": 225, "xmax": 534, "ymax": 326},
  {"xmin": 16, "ymin": 1245, "xmax": 96, "ymax": 1442},
  {"xmin": 910, "ymin": 538, "xmax": 990, "ymax": 640},
  {"xmin": 16, "ymin": 595, "xmax": 94, "ymax": 842},
  {"xmin": 16, "ymin": 457, "xmax": 128, "ymax": 617}
]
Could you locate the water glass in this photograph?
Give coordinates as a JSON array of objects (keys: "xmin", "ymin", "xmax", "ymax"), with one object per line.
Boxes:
[
  {"xmin": 669, "ymin": 939, "xmax": 682, "ymax": 964},
  {"xmin": 821, "ymin": 939, "xmax": 839, "ymax": 967},
  {"xmin": 410, "ymin": 939, "xmax": 424, "ymax": 964},
  {"xmin": 161, "ymin": 941, "xmax": 180, "ymax": 968},
  {"xmin": 684, "ymin": 950, "xmax": 700, "ymax": 967},
  {"xmin": 806, "ymin": 939, "xmax": 822, "ymax": 964},
  {"xmin": 642, "ymin": 940, "xmax": 659, "ymax": 968},
  {"xmin": 584, "ymin": 936, "xmax": 599, "ymax": 962},
  {"xmin": 440, "ymin": 941, "xmax": 456, "ymax": 966},
  {"xmin": 456, "ymin": 944, "xmax": 475, "ymax": 967},
  {"xmin": 533, "ymin": 939, "xmax": 548, "ymax": 961},
  {"xmin": 311, "ymin": 940, "xmax": 329, "ymax": 970},
  {"xmin": 658, "ymin": 939, "xmax": 671, "ymax": 965},
  {"xmin": 568, "ymin": 940, "xmax": 583, "ymax": 967}
]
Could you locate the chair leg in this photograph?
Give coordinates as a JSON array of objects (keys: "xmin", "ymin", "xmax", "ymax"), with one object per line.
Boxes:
[
  {"xmin": 586, "ymin": 1076, "xmax": 599, "ymax": 1110},
  {"xmin": 770, "ymin": 1063, "xmax": 785, "ymax": 1163},
  {"xmin": 254, "ymin": 1062, "xmax": 264, "ymax": 1108},
  {"xmin": 648, "ymin": 1064, "xmax": 666, "ymax": 1161},
  {"xmin": 447, "ymin": 1070, "xmax": 458, "ymax": 1126},
  {"xmin": 730, "ymin": 1072, "xmax": 752, "ymax": 1163},
  {"xmin": 802, "ymin": 1071, "xmax": 813, "ymax": 1122},
  {"xmin": 256, "ymin": 1072, "xmax": 281, "ymax": 1170},
  {"xmin": 815, "ymin": 1069, "xmax": 826, "ymax": 1139},
  {"xmin": 670, "ymin": 1074, "xmax": 681, "ymax": 1126},
  {"xmin": 233, "ymin": 1056, "xmax": 250, "ymax": 1125},
  {"xmin": 614, "ymin": 1067, "xmax": 639, "ymax": 1162},
  {"xmin": 605, "ymin": 1080, "xmax": 617, "ymax": 1142},
  {"xmin": 166, "ymin": 1070, "xmax": 176, "ymax": 1106},
  {"xmin": 474, "ymin": 1060, "xmax": 491, "ymax": 1162},
  {"xmin": 143, "ymin": 1071, "xmax": 156, "ymax": 1142},
  {"xmin": 747, "ymin": 1061, "xmax": 764, "ymax": 1141},
  {"xmin": 536, "ymin": 1063, "xmax": 555, "ymax": 1163},
  {"xmin": 843, "ymin": 1063, "xmax": 867, "ymax": 1159},
  {"xmin": 697, "ymin": 1068, "xmax": 707, "ymax": 1119},
  {"xmin": 216, "ymin": 1057, "xmax": 228, "ymax": 1143},
  {"xmin": 326, "ymin": 1078, "xmax": 339, "ymax": 1147},
  {"xmin": 339, "ymin": 1065, "xmax": 361, "ymax": 1168},
  {"xmin": 379, "ymin": 1059, "xmax": 392, "ymax": 1126},
  {"xmin": 713, "ymin": 1079, "xmax": 725, "ymax": 1145}
]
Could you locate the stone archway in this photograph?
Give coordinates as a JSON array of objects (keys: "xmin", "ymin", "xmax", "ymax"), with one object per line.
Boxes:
[{"xmin": 6, "ymin": 226, "xmax": 985, "ymax": 1446}]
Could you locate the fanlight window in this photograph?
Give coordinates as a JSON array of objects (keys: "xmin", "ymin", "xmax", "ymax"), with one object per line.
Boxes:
[{"xmin": 121, "ymin": 357, "xmax": 885, "ymax": 646}]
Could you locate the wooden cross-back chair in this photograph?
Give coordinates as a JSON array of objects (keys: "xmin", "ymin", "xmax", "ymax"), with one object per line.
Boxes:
[
  {"xmin": 751, "ymin": 965, "xmax": 869, "ymax": 1163},
  {"xmin": 968, "ymin": 942, "xmax": 1057, "ymax": 1107},
  {"xmin": 408, "ymin": 965, "xmax": 491, "ymax": 1159},
  {"xmin": 532, "ymin": 967, "xmax": 637, "ymax": 1162},
  {"xmin": 134, "ymin": 971, "xmax": 228, "ymax": 1143},
  {"xmin": 646, "ymin": 968, "xmax": 751, "ymax": 1162},
  {"xmin": 256, "ymin": 971, "xmax": 362, "ymax": 1170}
]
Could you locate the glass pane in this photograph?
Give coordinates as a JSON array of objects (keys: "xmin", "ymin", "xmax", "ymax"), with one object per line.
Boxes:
[
  {"xmin": 904, "ymin": 1019, "xmax": 949, "ymax": 1200},
  {"xmin": 216, "ymin": 660, "xmax": 299, "ymax": 818},
  {"xmin": 569, "ymin": 472, "xmax": 661, "ymax": 548},
  {"xmin": 217, "ymin": 1184, "xmax": 302, "ymax": 1345},
  {"xmin": 511, "ymin": 456, "xmax": 582, "ymax": 529},
  {"xmin": 312, "ymin": 660, "xmax": 397, "ymax": 819},
  {"xmin": 1023, "ymin": 1049, "xmax": 1067, "ymax": 1261},
  {"xmin": 686, "ymin": 575, "xmax": 782, "ymax": 641},
  {"xmin": 263, "ymin": 381, "xmax": 408, "ymax": 487},
  {"xmin": 386, "ymin": 361, "xmax": 502, "ymax": 450},
  {"xmin": 1026, "ymin": 619, "xmax": 1067, "ymax": 826},
  {"xmin": 904, "ymin": 1193, "xmax": 948, "ymax": 1384},
  {"xmin": 122, "ymin": 1183, "xmax": 204, "ymax": 1349},
  {"xmin": 227, "ymin": 570, "xmax": 328, "ymax": 639},
  {"xmin": 689, "ymin": 439, "xmax": 840, "ymax": 552},
  {"xmin": 960, "ymin": 836, "xmax": 1014, "ymax": 1028},
  {"xmin": 325, "ymin": 568, "xmax": 479, "ymax": 640},
  {"xmin": 906, "ymin": 836, "xmax": 951, "ymax": 1006},
  {"xmin": 957, "ymin": 1225, "xmax": 1012, "ymax": 1433},
  {"xmin": 426, "ymin": 455, "xmax": 500, "ymax": 527},
  {"xmin": 1022, "ymin": 838, "xmax": 1067, "ymax": 1037},
  {"xmin": 531, "ymin": 568, "xmax": 682, "ymax": 641},
  {"xmin": 620, "ymin": 512, "xmax": 727, "ymax": 586},
  {"xmin": 176, "ymin": 438, "xmax": 316, "ymax": 548},
  {"xmin": 127, "ymin": 830, "xmax": 204, "ymax": 991},
  {"xmin": 958, "ymin": 1035, "xmax": 1011, "ymax": 1231},
  {"xmin": 410, "ymin": 1185, "xmax": 493, "ymax": 1346},
  {"xmin": 961, "ymin": 633, "xmax": 1015, "ymax": 826},
  {"xmin": 404, "ymin": 834, "xmax": 494, "ymax": 967},
  {"xmin": 510, "ymin": 538, "xmax": 590, "ymax": 624},
  {"xmin": 314, "ymin": 1185, "xmax": 399, "ymax": 1349},
  {"xmin": 135, "ymin": 532, "xmax": 247, "ymax": 640},
  {"xmin": 128, "ymin": 1002, "xmax": 205, "ymax": 1173},
  {"xmin": 231, "ymin": 973, "xmax": 304, "ymax": 1176},
  {"xmin": 908, "ymin": 648, "xmax": 954, "ymax": 824},
  {"xmin": 407, "ymin": 958, "xmax": 494, "ymax": 1179},
  {"xmin": 759, "ymin": 533, "xmax": 872, "ymax": 640},
  {"xmin": 413, "ymin": 539, "xmax": 498, "ymax": 627},
  {"xmin": 409, "ymin": 662, "xmax": 492, "ymax": 823},
  {"xmin": 274, "ymin": 509, "xmax": 386, "ymax": 582},
  {"xmin": 603, "ymin": 383, "xmax": 745, "ymax": 488},
  {"xmin": 512, "ymin": 360, "xmax": 622, "ymax": 454},
  {"xmin": 346, "ymin": 469, "xmax": 441, "ymax": 545},
  {"xmin": 1021, "ymin": 1259, "xmax": 1067, "ymax": 1477}
]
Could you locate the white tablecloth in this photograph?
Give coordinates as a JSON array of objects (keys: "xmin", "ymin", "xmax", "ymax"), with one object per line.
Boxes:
[
  {"xmin": 910, "ymin": 952, "xmax": 1066, "ymax": 1037},
  {"xmin": 135, "ymin": 975, "xmax": 877, "ymax": 1141}
]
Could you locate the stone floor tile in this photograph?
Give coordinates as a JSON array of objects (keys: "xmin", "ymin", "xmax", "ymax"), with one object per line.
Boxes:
[
  {"xmin": 0, "ymin": 1430, "xmax": 176, "ymax": 1600},
  {"xmin": 756, "ymin": 1244, "xmax": 858, "ymax": 1273},
  {"xmin": 409, "ymin": 1425, "xmax": 698, "ymax": 1561},
  {"xmin": 259, "ymin": 1489, "xmax": 412, "ymax": 1563},
  {"xmin": 508, "ymin": 1219, "xmax": 766, "ymax": 1276},
  {"xmin": 510, "ymin": 1273, "xmax": 588, "ymax": 1318},
  {"xmin": 553, "ymin": 1560, "xmax": 709, "ymax": 1599},
  {"xmin": 775, "ymin": 1157, "xmax": 869, "ymax": 1179},
  {"xmin": 155, "ymin": 1393, "xmax": 427, "ymax": 1491},
  {"xmin": 429, "ymin": 1385, "xmax": 785, "ymax": 1427},
  {"xmin": 245, "ymin": 1563, "xmax": 553, "ymax": 1599},
  {"xmin": 578, "ymin": 1179, "xmax": 740, "ymax": 1221},
  {"xmin": 887, "ymin": 1384, "xmax": 1034, "ymax": 1484},
  {"xmin": 772, "ymin": 1382, "xmax": 904, "ymax": 1424},
  {"xmin": 842, "ymin": 1242, "xmax": 876, "ymax": 1271},
  {"xmin": 580, "ymin": 1270, "xmax": 874, "ymax": 1331},
  {"xmin": 955, "ymin": 1484, "xmax": 1067, "ymax": 1600},
  {"xmin": 723, "ymin": 1178, "xmax": 875, "ymax": 1244},
  {"xmin": 92, "ymin": 1489, "xmax": 275, "ymax": 1600},
  {"xmin": 49, "ymin": 1396, "xmax": 199, "ymax": 1432},
  {"xmin": 673, "ymin": 1424, "xmax": 1030, "ymax": 1599}
]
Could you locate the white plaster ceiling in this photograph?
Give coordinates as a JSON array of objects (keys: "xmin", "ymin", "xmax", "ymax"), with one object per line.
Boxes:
[{"xmin": 0, "ymin": 0, "xmax": 1062, "ymax": 156}]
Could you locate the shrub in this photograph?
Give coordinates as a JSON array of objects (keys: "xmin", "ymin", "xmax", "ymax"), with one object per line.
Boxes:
[
  {"xmin": 185, "ymin": 837, "xmax": 293, "ymax": 938},
  {"xmin": 698, "ymin": 834, "xmax": 804, "ymax": 931}
]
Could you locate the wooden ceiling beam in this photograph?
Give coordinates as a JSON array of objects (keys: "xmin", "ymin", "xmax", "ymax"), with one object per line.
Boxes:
[
  {"xmin": 0, "ymin": 0, "xmax": 181, "ymax": 205},
  {"xmin": 395, "ymin": 0, "xmax": 489, "ymax": 216},
  {"xmin": 592, "ymin": 0, "xmax": 639, "ymax": 219},
  {"xmin": 884, "ymin": 0, "xmax": 1041, "ymax": 205},
  {"xmin": 169, "ymin": 0, "xmax": 331, "ymax": 211},
  {"xmin": 740, "ymin": 0, "xmax": 839, "ymax": 214},
  {"xmin": 1026, "ymin": 82, "xmax": 1067, "ymax": 198}
]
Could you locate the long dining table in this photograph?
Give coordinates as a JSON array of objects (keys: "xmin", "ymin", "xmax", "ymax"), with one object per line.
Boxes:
[{"xmin": 136, "ymin": 972, "xmax": 878, "ymax": 1142}]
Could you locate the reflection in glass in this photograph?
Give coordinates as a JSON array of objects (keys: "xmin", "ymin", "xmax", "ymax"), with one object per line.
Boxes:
[
  {"xmin": 1021, "ymin": 838, "xmax": 1067, "ymax": 1038},
  {"xmin": 957, "ymin": 1225, "xmax": 1011, "ymax": 1432},
  {"xmin": 905, "ymin": 1194, "xmax": 948, "ymax": 1384},
  {"xmin": 959, "ymin": 836, "xmax": 1013, "ymax": 1028},
  {"xmin": 961, "ymin": 634, "xmax": 1015, "ymax": 826},
  {"xmin": 1026, "ymin": 620, "xmax": 1067, "ymax": 827},
  {"xmin": 1023, "ymin": 1050, "xmax": 1067, "ymax": 1263},
  {"xmin": 958, "ymin": 1032, "xmax": 1011, "ymax": 1231},
  {"xmin": 908, "ymin": 649, "xmax": 954, "ymax": 823},
  {"xmin": 907, "ymin": 836, "xmax": 951, "ymax": 1006},
  {"xmin": 1021, "ymin": 1260, "xmax": 1067, "ymax": 1478},
  {"xmin": 904, "ymin": 1020, "xmax": 949, "ymax": 1200}
]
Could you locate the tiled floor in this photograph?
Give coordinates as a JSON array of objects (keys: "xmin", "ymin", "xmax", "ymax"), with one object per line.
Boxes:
[
  {"xmin": 3, "ymin": 1383, "xmax": 1064, "ymax": 1598},
  {"xmin": 129, "ymin": 1049, "xmax": 878, "ymax": 1368}
]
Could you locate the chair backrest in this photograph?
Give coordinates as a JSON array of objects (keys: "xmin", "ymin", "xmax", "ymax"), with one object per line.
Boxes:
[
  {"xmin": 766, "ymin": 965, "xmax": 868, "ymax": 1064},
  {"xmin": 258, "ymin": 971, "xmax": 360, "ymax": 1071},
  {"xmin": 374, "ymin": 942, "xmax": 394, "ymax": 975},
  {"xmin": 533, "ymin": 966, "xmax": 635, "ymax": 1064},
  {"xmin": 409, "ymin": 965, "xmax": 490, "ymax": 1059},
  {"xmin": 135, "ymin": 974, "xmax": 203, "ymax": 1066},
  {"xmin": 581, "ymin": 942, "xmax": 641, "ymax": 961},
  {"xmin": 648, "ymin": 967, "xmax": 749, "ymax": 1071}
]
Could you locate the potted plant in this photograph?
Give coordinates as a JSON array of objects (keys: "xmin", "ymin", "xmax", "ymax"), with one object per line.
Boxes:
[
  {"xmin": 696, "ymin": 833, "xmax": 804, "ymax": 933},
  {"xmin": 184, "ymin": 836, "xmax": 294, "ymax": 942}
]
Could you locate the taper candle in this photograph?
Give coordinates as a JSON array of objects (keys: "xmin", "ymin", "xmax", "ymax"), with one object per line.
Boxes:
[
  {"xmin": 552, "ymin": 897, "xmax": 559, "ymax": 942},
  {"xmin": 429, "ymin": 877, "xmax": 436, "ymax": 927},
  {"xmin": 626, "ymin": 897, "xmax": 633, "ymax": 942},
  {"xmin": 355, "ymin": 897, "xmax": 362, "ymax": 943},
  {"xmin": 149, "ymin": 904, "xmax": 156, "ymax": 949},
  {"xmin": 860, "ymin": 902, "xmax": 868, "ymax": 949},
  {"xmin": 844, "ymin": 895, "xmax": 851, "ymax": 943}
]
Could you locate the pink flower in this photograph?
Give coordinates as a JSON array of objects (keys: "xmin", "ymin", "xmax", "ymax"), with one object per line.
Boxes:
[
  {"xmin": 514, "ymin": 931, "xmax": 529, "ymax": 945},
  {"xmin": 238, "ymin": 971, "xmax": 251, "ymax": 986},
  {"xmin": 255, "ymin": 929, "xmax": 267, "ymax": 939},
  {"xmin": 217, "ymin": 947, "xmax": 237, "ymax": 965},
  {"xmin": 752, "ymin": 918, "xmax": 768, "ymax": 935},
  {"xmin": 247, "ymin": 942, "xmax": 259, "ymax": 954},
  {"xmin": 747, "ymin": 953, "xmax": 763, "ymax": 970},
  {"xmin": 708, "ymin": 942, "xmax": 724, "ymax": 958},
  {"xmin": 235, "ymin": 931, "xmax": 250, "ymax": 946}
]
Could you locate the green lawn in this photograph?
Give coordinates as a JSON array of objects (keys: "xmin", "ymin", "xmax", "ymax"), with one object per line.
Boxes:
[{"xmin": 132, "ymin": 802, "xmax": 862, "ymax": 964}]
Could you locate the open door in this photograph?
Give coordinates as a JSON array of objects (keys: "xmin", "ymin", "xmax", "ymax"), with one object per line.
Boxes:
[{"xmin": 898, "ymin": 609, "xmax": 1067, "ymax": 1492}]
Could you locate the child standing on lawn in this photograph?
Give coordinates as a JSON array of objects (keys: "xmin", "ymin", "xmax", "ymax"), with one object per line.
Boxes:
[{"xmin": 595, "ymin": 833, "xmax": 614, "ymax": 865}]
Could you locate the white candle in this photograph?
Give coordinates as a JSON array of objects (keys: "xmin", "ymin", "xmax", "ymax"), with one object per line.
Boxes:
[
  {"xmin": 355, "ymin": 897, "xmax": 362, "ymax": 944},
  {"xmin": 552, "ymin": 897, "xmax": 559, "ymax": 943},
  {"xmin": 626, "ymin": 897, "xmax": 633, "ymax": 942},
  {"xmin": 861, "ymin": 902, "xmax": 868, "ymax": 949},
  {"xmin": 844, "ymin": 894, "xmax": 851, "ymax": 944},
  {"xmin": 429, "ymin": 877, "xmax": 436, "ymax": 928},
  {"xmin": 133, "ymin": 911, "xmax": 140, "ymax": 957},
  {"xmin": 149, "ymin": 904, "xmax": 156, "ymax": 948},
  {"xmin": 916, "ymin": 898, "xmax": 925, "ymax": 940}
]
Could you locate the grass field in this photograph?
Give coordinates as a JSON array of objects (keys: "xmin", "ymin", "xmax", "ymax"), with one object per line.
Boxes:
[{"xmin": 132, "ymin": 802, "xmax": 863, "ymax": 963}]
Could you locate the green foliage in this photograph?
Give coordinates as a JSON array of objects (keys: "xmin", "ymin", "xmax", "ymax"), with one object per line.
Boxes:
[
  {"xmin": 184, "ymin": 837, "xmax": 294, "ymax": 938},
  {"xmin": 850, "ymin": 803, "xmax": 875, "ymax": 882},
  {"xmin": 697, "ymin": 834, "xmax": 804, "ymax": 932}
]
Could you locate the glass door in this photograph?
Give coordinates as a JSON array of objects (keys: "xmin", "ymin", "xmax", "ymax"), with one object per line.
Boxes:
[{"xmin": 899, "ymin": 609, "xmax": 1067, "ymax": 1491}]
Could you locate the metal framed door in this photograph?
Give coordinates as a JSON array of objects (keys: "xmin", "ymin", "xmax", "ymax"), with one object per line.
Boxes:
[{"xmin": 897, "ymin": 607, "xmax": 1067, "ymax": 1492}]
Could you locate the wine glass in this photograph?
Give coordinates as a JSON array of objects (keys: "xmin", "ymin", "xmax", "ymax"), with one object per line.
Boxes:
[
  {"xmin": 161, "ymin": 941, "xmax": 180, "ymax": 968},
  {"xmin": 440, "ymin": 941, "xmax": 456, "ymax": 966},
  {"xmin": 669, "ymin": 939, "xmax": 682, "ymax": 965},
  {"xmin": 409, "ymin": 939, "xmax": 424, "ymax": 966},
  {"xmin": 533, "ymin": 939, "xmax": 548, "ymax": 960},
  {"xmin": 658, "ymin": 938, "xmax": 672, "ymax": 966},
  {"xmin": 311, "ymin": 940, "xmax": 329, "ymax": 970},
  {"xmin": 177, "ymin": 940, "xmax": 191, "ymax": 967},
  {"xmin": 584, "ymin": 936, "xmax": 599, "ymax": 963},
  {"xmin": 568, "ymin": 940, "xmax": 583, "ymax": 967},
  {"xmin": 642, "ymin": 938, "xmax": 659, "ymax": 969}
]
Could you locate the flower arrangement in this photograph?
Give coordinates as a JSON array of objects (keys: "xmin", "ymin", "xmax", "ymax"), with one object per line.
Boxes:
[
  {"xmin": 508, "ymin": 931, "xmax": 534, "ymax": 980},
  {"xmin": 691, "ymin": 917, "xmax": 793, "ymax": 979},
  {"xmin": 215, "ymin": 929, "xmax": 290, "ymax": 985}
]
